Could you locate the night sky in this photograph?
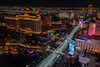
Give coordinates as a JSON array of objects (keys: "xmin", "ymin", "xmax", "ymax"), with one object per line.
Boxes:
[{"xmin": 0, "ymin": 0, "xmax": 100, "ymax": 7}]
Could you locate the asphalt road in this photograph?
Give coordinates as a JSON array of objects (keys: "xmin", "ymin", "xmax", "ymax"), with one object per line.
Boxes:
[
  {"xmin": 53, "ymin": 56, "xmax": 65, "ymax": 67},
  {"xmin": 52, "ymin": 48, "xmax": 69, "ymax": 67}
]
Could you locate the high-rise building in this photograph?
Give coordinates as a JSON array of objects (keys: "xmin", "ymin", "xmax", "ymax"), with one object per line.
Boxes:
[
  {"xmin": 88, "ymin": 4, "xmax": 93, "ymax": 16},
  {"xmin": 88, "ymin": 23, "xmax": 100, "ymax": 36},
  {"xmin": 5, "ymin": 8, "xmax": 41, "ymax": 33},
  {"xmin": 5, "ymin": 16, "xmax": 19, "ymax": 27},
  {"xmin": 18, "ymin": 13, "xmax": 41, "ymax": 32}
]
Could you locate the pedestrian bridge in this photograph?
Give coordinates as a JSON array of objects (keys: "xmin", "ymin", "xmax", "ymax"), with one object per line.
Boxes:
[{"xmin": 34, "ymin": 25, "xmax": 81, "ymax": 67}]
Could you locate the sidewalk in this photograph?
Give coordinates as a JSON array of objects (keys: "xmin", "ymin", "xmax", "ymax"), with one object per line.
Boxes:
[{"xmin": 87, "ymin": 56, "xmax": 96, "ymax": 67}]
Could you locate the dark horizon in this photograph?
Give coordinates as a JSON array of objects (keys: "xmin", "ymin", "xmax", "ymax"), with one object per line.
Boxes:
[{"xmin": 0, "ymin": 0, "xmax": 100, "ymax": 7}]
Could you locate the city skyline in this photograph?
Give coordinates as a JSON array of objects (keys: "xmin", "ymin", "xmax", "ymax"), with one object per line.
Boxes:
[{"xmin": 0, "ymin": 0, "xmax": 100, "ymax": 67}]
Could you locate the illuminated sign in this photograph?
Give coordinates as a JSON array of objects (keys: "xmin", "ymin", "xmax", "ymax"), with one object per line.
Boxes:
[
  {"xmin": 75, "ymin": 38, "xmax": 85, "ymax": 42},
  {"xmin": 50, "ymin": 33, "xmax": 54, "ymax": 36},
  {"xmin": 69, "ymin": 41, "xmax": 75, "ymax": 52}
]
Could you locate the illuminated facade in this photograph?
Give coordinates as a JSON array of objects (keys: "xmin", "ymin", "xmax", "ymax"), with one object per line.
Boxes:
[
  {"xmin": 18, "ymin": 13, "xmax": 41, "ymax": 32},
  {"xmin": 5, "ymin": 8, "xmax": 41, "ymax": 33},
  {"xmin": 19, "ymin": 19, "xmax": 41, "ymax": 32},
  {"xmin": 88, "ymin": 4, "xmax": 93, "ymax": 16},
  {"xmin": 41, "ymin": 15, "xmax": 62, "ymax": 27},
  {"xmin": 58, "ymin": 11, "xmax": 74, "ymax": 19},
  {"xmin": 50, "ymin": 20, "xmax": 62, "ymax": 26},
  {"xmin": 88, "ymin": 4, "xmax": 93, "ymax": 11},
  {"xmin": 88, "ymin": 23, "xmax": 100, "ymax": 36},
  {"xmin": 75, "ymin": 40, "xmax": 100, "ymax": 53},
  {"xmin": 41, "ymin": 15, "xmax": 52, "ymax": 26},
  {"xmin": 95, "ymin": 19, "xmax": 100, "ymax": 23},
  {"xmin": 5, "ymin": 17, "xmax": 19, "ymax": 27}
]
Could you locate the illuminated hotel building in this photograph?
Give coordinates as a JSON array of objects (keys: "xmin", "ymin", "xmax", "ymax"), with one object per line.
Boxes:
[
  {"xmin": 5, "ymin": 16, "xmax": 19, "ymax": 27},
  {"xmin": 88, "ymin": 23, "xmax": 100, "ymax": 36},
  {"xmin": 88, "ymin": 13, "xmax": 100, "ymax": 36},
  {"xmin": 18, "ymin": 13, "xmax": 41, "ymax": 32},
  {"xmin": 88, "ymin": 4, "xmax": 93, "ymax": 16},
  {"xmin": 5, "ymin": 8, "xmax": 41, "ymax": 33}
]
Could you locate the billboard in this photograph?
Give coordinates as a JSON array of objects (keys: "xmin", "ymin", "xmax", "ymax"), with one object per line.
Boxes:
[{"xmin": 69, "ymin": 41, "xmax": 75, "ymax": 52}]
